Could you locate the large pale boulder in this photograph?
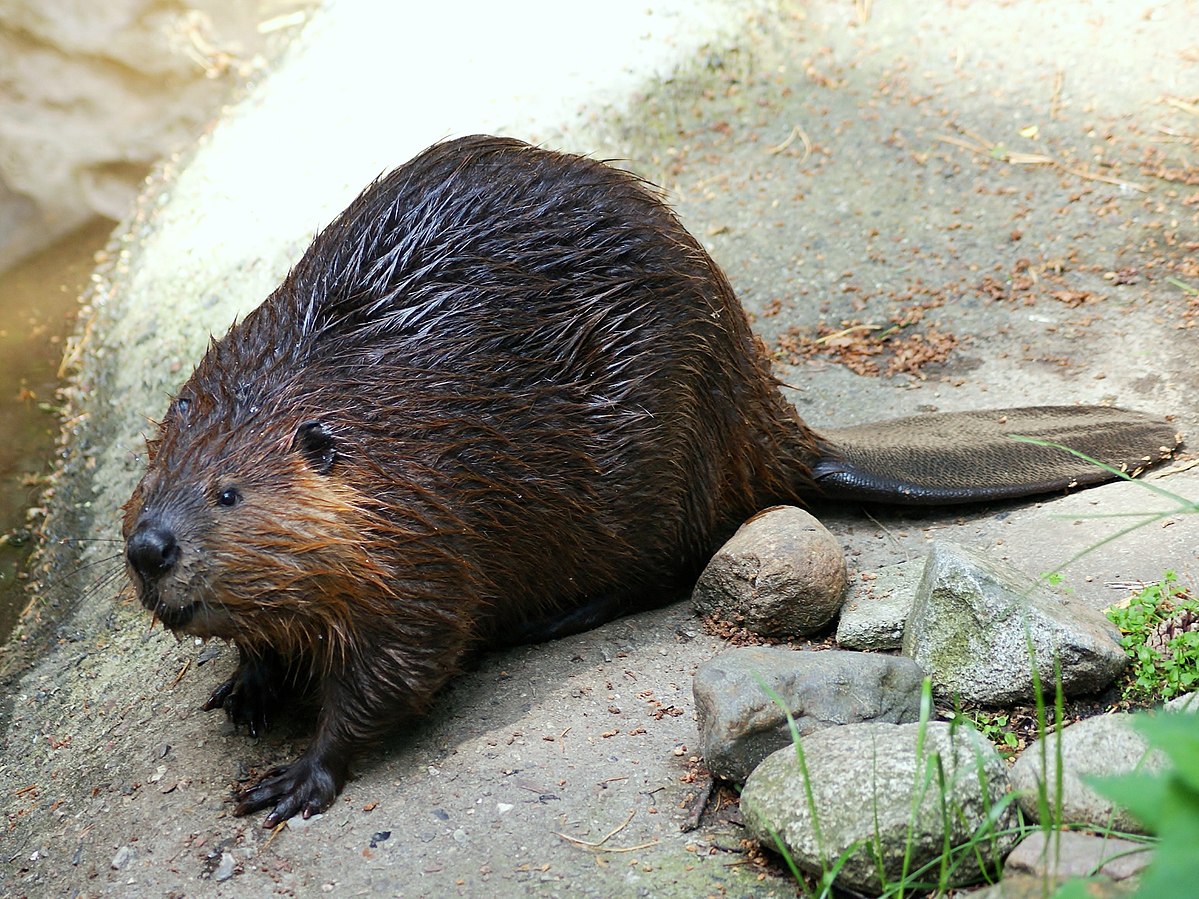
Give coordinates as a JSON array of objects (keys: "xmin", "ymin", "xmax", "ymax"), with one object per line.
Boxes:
[{"xmin": 0, "ymin": 0, "xmax": 310, "ymax": 270}]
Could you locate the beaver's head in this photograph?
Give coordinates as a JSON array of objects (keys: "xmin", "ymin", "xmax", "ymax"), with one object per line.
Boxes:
[{"xmin": 122, "ymin": 371, "xmax": 381, "ymax": 657}]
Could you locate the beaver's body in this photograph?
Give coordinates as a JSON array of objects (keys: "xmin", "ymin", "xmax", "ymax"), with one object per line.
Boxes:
[{"xmin": 123, "ymin": 135, "xmax": 1178, "ymax": 824}]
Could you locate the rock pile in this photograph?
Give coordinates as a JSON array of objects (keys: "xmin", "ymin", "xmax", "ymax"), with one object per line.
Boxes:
[{"xmin": 692, "ymin": 506, "xmax": 1193, "ymax": 894}]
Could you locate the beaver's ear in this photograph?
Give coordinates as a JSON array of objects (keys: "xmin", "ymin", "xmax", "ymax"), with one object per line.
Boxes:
[{"xmin": 293, "ymin": 421, "xmax": 337, "ymax": 475}]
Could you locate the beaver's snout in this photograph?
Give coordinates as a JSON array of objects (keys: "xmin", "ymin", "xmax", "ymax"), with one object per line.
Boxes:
[{"xmin": 126, "ymin": 520, "xmax": 181, "ymax": 589}]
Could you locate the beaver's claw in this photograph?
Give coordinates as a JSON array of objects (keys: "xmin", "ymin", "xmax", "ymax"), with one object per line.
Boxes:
[
  {"xmin": 202, "ymin": 652, "xmax": 284, "ymax": 736},
  {"xmin": 234, "ymin": 752, "xmax": 347, "ymax": 826}
]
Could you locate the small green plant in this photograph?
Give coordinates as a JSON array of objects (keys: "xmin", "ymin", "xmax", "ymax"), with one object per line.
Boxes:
[
  {"xmin": 1043, "ymin": 570, "xmax": 1066, "ymax": 588},
  {"xmin": 947, "ymin": 710, "xmax": 1020, "ymax": 758},
  {"xmin": 1106, "ymin": 571, "xmax": 1199, "ymax": 700}
]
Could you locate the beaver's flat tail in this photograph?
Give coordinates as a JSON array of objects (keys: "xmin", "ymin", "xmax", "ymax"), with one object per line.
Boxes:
[{"xmin": 809, "ymin": 405, "xmax": 1180, "ymax": 505}]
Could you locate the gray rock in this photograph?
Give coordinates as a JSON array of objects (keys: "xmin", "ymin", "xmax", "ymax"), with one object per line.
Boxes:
[
  {"xmin": 694, "ymin": 646, "xmax": 926, "ymax": 783},
  {"xmin": 692, "ymin": 506, "xmax": 847, "ymax": 636},
  {"xmin": 969, "ymin": 872, "xmax": 1137, "ymax": 899},
  {"xmin": 835, "ymin": 560, "xmax": 923, "ymax": 650},
  {"xmin": 1010, "ymin": 713, "xmax": 1169, "ymax": 833},
  {"xmin": 1003, "ymin": 830, "xmax": 1152, "ymax": 882},
  {"xmin": 1165, "ymin": 692, "xmax": 1197, "ymax": 713},
  {"xmin": 110, "ymin": 845, "xmax": 133, "ymax": 870},
  {"xmin": 902, "ymin": 543, "xmax": 1126, "ymax": 704},
  {"xmin": 741, "ymin": 721, "xmax": 1016, "ymax": 894},
  {"xmin": 214, "ymin": 851, "xmax": 236, "ymax": 882}
]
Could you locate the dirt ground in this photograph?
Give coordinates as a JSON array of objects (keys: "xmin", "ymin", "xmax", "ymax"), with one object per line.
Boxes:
[{"xmin": 2, "ymin": 1, "xmax": 1197, "ymax": 896}]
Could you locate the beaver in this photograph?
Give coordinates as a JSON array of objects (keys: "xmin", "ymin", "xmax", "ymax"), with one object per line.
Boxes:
[{"xmin": 123, "ymin": 134, "xmax": 1179, "ymax": 825}]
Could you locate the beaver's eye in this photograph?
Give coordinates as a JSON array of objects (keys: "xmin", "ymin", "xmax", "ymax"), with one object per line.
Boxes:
[{"xmin": 217, "ymin": 487, "xmax": 242, "ymax": 508}]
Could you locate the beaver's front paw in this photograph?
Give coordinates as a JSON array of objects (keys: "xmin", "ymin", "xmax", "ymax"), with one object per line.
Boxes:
[
  {"xmin": 202, "ymin": 651, "xmax": 285, "ymax": 736},
  {"xmin": 234, "ymin": 751, "xmax": 347, "ymax": 826}
]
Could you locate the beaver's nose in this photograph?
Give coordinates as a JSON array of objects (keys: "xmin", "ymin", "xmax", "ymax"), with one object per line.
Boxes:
[{"xmin": 126, "ymin": 521, "xmax": 181, "ymax": 583}]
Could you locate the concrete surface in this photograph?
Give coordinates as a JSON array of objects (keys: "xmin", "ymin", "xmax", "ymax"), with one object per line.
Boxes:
[{"xmin": 2, "ymin": 0, "xmax": 1197, "ymax": 896}]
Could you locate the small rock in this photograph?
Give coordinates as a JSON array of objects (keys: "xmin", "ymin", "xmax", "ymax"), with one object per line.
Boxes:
[
  {"xmin": 902, "ymin": 543, "xmax": 1126, "ymax": 703},
  {"xmin": 741, "ymin": 721, "xmax": 1016, "ymax": 893},
  {"xmin": 694, "ymin": 646, "xmax": 925, "ymax": 783},
  {"xmin": 1004, "ymin": 830, "xmax": 1152, "ymax": 881},
  {"xmin": 111, "ymin": 845, "xmax": 133, "ymax": 870},
  {"xmin": 1010, "ymin": 712, "xmax": 1169, "ymax": 833},
  {"xmin": 835, "ymin": 560, "xmax": 923, "ymax": 650},
  {"xmin": 692, "ymin": 506, "xmax": 847, "ymax": 636},
  {"xmin": 1165, "ymin": 692, "xmax": 1197, "ymax": 713},
  {"xmin": 196, "ymin": 643, "xmax": 224, "ymax": 665},
  {"xmin": 968, "ymin": 872, "xmax": 1137, "ymax": 898},
  {"xmin": 214, "ymin": 851, "xmax": 236, "ymax": 882}
]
